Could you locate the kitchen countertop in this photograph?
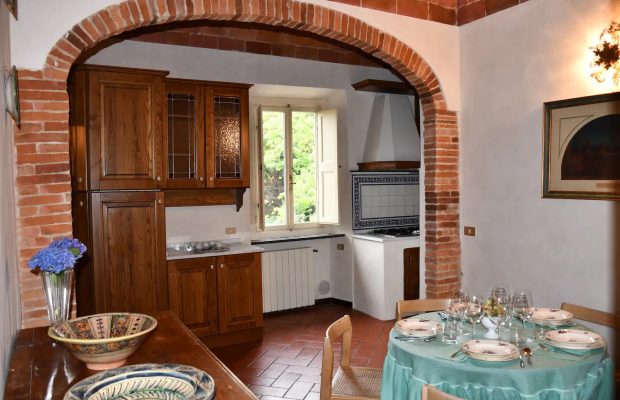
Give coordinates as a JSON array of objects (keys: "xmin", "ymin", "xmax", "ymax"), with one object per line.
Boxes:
[
  {"xmin": 166, "ymin": 242, "xmax": 264, "ymax": 260},
  {"xmin": 352, "ymin": 233, "xmax": 421, "ymax": 244}
]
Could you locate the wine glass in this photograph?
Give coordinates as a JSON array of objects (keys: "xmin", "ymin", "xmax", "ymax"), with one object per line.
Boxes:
[
  {"xmin": 450, "ymin": 288, "xmax": 469, "ymax": 338},
  {"xmin": 513, "ymin": 289, "xmax": 534, "ymax": 341},
  {"xmin": 495, "ymin": 295, "xmax": 513, "ymax": 341},
  {"xmin": 491, "ymin": 285, "xmax": 510, "ymax": 304},
  {"xmin": 466, "ymin": 294, "xmax": 484, "ymax": 340}
]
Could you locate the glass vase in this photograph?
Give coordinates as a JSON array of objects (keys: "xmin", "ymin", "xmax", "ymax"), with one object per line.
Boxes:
[{"xmin": 40, "ymin": 269, "xmax": 73, "ymax": 325}]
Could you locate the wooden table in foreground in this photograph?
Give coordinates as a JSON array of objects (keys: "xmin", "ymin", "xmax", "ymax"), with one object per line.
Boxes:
[{"xmin": 4, "ymin": 311, "xmax": 257, "ymax": 399}]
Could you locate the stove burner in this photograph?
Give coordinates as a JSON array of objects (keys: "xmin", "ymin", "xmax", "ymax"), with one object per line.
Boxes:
[
  {"xmin": 372, "ymin": 227, "xmax": 419, "ymax": 237},
  {"xmin": 169, "ymin": 241, "xmax": 230, "ymax": 254}
]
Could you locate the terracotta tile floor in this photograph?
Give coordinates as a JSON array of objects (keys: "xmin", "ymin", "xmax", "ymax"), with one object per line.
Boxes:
[{"xmin": 211, "ymin": 304, "xmax": 394, "ymax": 400}]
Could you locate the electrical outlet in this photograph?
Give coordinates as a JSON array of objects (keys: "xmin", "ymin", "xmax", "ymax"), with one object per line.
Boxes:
[
  {"xmin": 464, "ymin": 226, "xmax": 476, "ymax": 236},
  {"xmin": 225, "ymin": 227, "xmax": 236, "ymax": 235},
  {"xmin": 336, "ymin": 243, "xmax": 344, "ymax": 250}
]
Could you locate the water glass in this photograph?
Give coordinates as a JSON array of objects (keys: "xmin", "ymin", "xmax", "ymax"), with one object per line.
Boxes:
[
  {"xmin": 466, "ymin": 295, "xmax": 484, "ymax": 340},
  {"xmin": 509, "ymin": 323, "xmax": 527, "ymax": 350},
  {"xmin": 442, "ymin": 309, "xmax": 460, "ymax": 344}
]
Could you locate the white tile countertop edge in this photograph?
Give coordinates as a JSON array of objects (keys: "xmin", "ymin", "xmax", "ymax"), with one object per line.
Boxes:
[
  {"xmin": 166, "ymin": 243, "xmax": 264, "ymax": 260},
  {"xmin": 352, "ymin": 233, "xmax": 422, "ymax": 244}
]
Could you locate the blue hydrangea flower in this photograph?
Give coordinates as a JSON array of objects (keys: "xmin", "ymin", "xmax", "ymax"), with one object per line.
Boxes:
[{"xmin": 28, "ymin": 238, "xmax": 87, "ymax": 274}]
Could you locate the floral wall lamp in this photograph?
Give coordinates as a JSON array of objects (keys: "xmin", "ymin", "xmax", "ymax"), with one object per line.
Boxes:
[
  {"xmin": 590, "ymin": 21, "xmax": 620, "ymax": 85},
  {"xmin": 3, "ymin": 66, "xmax": 20, "ymax": 128}
]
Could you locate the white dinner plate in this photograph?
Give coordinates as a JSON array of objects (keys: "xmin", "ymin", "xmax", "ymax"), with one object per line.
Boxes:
[
  {"xmin": 531, "ymin": 308, "xmax": 573, "ymax": 326},
  {"xmin": 461, "ymin": 340, "xmax": 519, "ymax": 362},
  {"xmin": 544, "ymin": 329, "xmax": 604, "ymax": 350},
  {"xmin": 394, "ymin": 318, "xmax": 442, "ymax": 338}
]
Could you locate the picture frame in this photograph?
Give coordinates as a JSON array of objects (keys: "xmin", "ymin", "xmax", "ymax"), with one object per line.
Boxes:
[
  {"xmin": 3, "ymin": 0, "xmax": 16, "ymax": 19},
  {"xmin": 542, "ymin": 92, "xmax": 620, "ymax": 200},
  {"xmin": 3, "ymin": 66, "xmax": 20, "ymax": 128}
]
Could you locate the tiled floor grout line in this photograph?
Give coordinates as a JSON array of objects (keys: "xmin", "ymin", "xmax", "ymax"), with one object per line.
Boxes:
[{"xmin": 211, "ymin": 304, "xmax": 393, "ymax": 400}]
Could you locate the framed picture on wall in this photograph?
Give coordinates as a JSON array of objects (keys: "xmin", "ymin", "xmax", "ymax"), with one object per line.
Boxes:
[
  {"xmin": 3, "ymin": 0, "xmax": 16, "ymax": 19},
  {"xmin": 542, "ymin": 92, "xmax": 620, "ymax": 200}
]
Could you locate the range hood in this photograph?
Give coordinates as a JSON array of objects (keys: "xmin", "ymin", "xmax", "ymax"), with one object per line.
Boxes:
[{"xmin": 359, "ymin": 94, "xmax": 421, "ymax": 170}]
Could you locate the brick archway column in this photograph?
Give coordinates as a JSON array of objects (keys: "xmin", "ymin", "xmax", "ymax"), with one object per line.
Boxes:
[{"xmin": 14, "ymin": 0, "xmax": 461, "ymax": 327}]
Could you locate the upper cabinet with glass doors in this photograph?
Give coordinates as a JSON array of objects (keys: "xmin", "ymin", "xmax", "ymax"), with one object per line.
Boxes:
[{"xmin": 164, "ymin": 79, "xmax": 251, "ymax": 189}]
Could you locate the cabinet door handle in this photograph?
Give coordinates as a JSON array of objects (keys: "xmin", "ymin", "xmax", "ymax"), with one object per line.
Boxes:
[
  {"xmin": 209, "ymin": 177, "xmax": 214, "ymax": 181},
  {"xmin": 199, "ymin": 177, "xmax": 204, "ymax": 182},
  {"xmin": 220, "ymin": 264, "xmax": 224, "ymax": 269},
  {"xmin": 77, "ymin": 177, "xmax": 83, "ymax": 183},
  {"xmin": 78, "ymin": 201, "xmax": 84, "ymax": 207},
  {"xmin": 158, "ymin": 199, "xmax": 163, "ymax": 204},
  {"xmin": 210, "ymin": 265, "xmax": 214, "ymax": 270},
  {"xmin": 156, "ymin": 176, "xmax": 161, "ymax": 181}
]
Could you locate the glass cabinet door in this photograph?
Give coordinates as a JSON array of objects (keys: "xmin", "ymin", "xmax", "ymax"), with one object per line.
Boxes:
[
  {"xmin": 206, "ymin": 87, "xmax": 250, "ymax": 188},
  {"xmin": 164, "ymin": 82, "xmax": 205, "ymax": 188}
]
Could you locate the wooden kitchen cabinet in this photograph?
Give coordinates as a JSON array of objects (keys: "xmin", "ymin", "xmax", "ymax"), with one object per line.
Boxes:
[
  {"xmin": 164, "ymin": 79, "xmax": 251, "ymax": 190},
  {"xmin": 167, "ymin": 257, "xmax": 219, "ymax": 337},
  {"xmin": 74, "ymin": 191, "xmax": 168, "ymax": 315},
  {"xmin": 167, "ymin": 252, "xmax": 262, "ymax": 344},
  {"xmin": 70, "ymin": 65, "xmax": 167, "ymax": 191}
]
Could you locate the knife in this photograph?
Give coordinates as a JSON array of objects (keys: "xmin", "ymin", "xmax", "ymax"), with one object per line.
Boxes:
[{"xmin": 449, "ymin": 349, "xmax": 462, "ymax": 359}]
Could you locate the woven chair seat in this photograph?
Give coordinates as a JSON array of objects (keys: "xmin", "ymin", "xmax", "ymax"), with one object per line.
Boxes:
[{"xmin": 331, "ymin": 366, "xmax": 383, "ymax": 399}]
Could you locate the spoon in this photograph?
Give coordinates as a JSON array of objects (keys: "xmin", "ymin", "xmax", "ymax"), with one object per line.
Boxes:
[
  {"xmin": 522, "ymin": 347, "xmax": 532, "ymax": 367},
  {"xmin": 518, "ymin": 351, "xmax": 525, "ymax": 368}
]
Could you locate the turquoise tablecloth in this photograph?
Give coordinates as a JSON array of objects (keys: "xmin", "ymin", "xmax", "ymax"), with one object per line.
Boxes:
[{"xmin": 380, "ymin": 313, "xmax": 614, "ymax": 400}]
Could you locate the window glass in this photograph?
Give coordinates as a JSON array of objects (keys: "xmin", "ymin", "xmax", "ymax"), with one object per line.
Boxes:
[
  {"xmin": 292, "ymin": 111, "xmax": 317, "ymax": 224},
  {"xmin": 261, "ymin": 110, "xmax": 287, "ymax": 227}
]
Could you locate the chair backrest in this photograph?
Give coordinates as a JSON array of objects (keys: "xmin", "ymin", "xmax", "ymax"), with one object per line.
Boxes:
[
  {"xmin": 397, "ymin": 299, "xmax": 451, "ymax": 320},
  {"xmin": 560, "ymin": 303, "xmax": 615, "ymax": 327},
  {"xmin": 320, "ymin": 315, "xmax": 352, "ymax": 400},
  {"xmin": 422, "ymin": 384, "xmax": 463, "ymax": 400}
]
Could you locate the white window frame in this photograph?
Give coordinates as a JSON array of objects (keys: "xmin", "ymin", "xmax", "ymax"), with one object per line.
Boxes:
[{"xmin": 257, "ymin": 105, "xmax": 321, "ymax": 231}]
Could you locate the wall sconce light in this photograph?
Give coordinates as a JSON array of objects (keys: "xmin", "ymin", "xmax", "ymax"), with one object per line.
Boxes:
[
  {"xmin": 590, "ymin": 21, "xmax": 619, "ymax": 85},
  {"xmin": 3, "ymin": 66, "xmax": 20, "ymax": 128}
]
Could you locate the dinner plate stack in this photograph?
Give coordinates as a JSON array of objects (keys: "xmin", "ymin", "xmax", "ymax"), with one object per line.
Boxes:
[
  {"xmin": 544, "ymin": 329, "xmax": 605, "ymax": 350},
  {"xmin": 394, "ymin": 318, "xmax": 442, "ymax": 338},
  {"xmin": 530, "ymin": 308, "xmax": 573, "ymax": 326},
  {"xmin": 461, "ymin": 340, "xmax": 520, "ymax": 362}
]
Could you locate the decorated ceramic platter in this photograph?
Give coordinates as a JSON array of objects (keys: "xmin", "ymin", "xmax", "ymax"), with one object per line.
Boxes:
[
  {"xmin": 544, "ymin": 329, "xmax": 605, "ymax": 350},
  {"xmin": 64, "ymin": 363, "xmax": 215, "ymax": 400},
  {"xmin": 530, "ymin": 308, "xmax": 573, "ymax": 326},
  {"xmin": 461, "ymin": 340, "xmax": 519, "ymax": 362},
  {"xmin": 394, "ymin": 318, "xmax": 443, "ymax": 338}
]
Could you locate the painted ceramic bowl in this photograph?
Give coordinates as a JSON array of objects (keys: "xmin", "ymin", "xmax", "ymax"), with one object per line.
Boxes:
[
  {"xmin": 48, "ymin": 313, "xmax": 157, "ymax": 370},
  {"xmin": 64, "ymin": 363, "xmax": 215, "ymax": 400}
]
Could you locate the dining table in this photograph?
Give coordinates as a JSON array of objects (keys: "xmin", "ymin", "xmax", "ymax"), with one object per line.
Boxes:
[
  {"xmin": 380, "ymin": 312, "xmax": 614, "ymax": 400},
  {"xmin": 3, "ymin": 311, "xmax": 258, "ymax": 399}
]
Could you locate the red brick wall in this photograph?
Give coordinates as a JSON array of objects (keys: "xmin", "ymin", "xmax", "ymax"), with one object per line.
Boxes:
[
  {"xmin": 328, "ymin": 0, "xmax": 528, "ymax": 26},
  {"xmin": 15, "ymin": 0, "xmax": 461, "ymax": 328},
  {"xmin": 132, "ymin": 25, "xmax": 382, "ymax": 67}
]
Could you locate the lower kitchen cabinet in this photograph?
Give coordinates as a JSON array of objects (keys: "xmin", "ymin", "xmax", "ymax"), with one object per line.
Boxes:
[
  {"xmin": 74, "ymin": 191, "xmax": 168, "ymax": 315},
  {"xmin": 167, "ymin": 252, "xmax": 263, "ymax": 345}
]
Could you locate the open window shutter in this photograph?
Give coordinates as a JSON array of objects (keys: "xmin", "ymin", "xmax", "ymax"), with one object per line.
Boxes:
[{"xmin": 317, "ymin": 109, "xmax": 339, "ymax": 224}]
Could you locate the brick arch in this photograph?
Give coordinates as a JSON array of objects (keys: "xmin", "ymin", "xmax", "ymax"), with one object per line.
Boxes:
[{"xmin": 16, "ymin": 0, "xmax": 461, "ymax": 327}]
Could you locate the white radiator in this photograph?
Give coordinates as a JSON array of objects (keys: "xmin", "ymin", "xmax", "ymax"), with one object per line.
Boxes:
[{"xmin": 261, "ymin": 248, "xmax": 315, "ymax": 313}]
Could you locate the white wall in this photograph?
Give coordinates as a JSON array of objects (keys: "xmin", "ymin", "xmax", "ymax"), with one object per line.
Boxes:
[
  {"xmin": 0, "ymin": 4, "xmax": 22, "ymax": 394},
  {"xmin": 459, "ymin": 0, "xmax": 618, "ymax": 329},
  {"xmin": 9, "ymin": 0, "xmax": 460, "ymax": 111}
]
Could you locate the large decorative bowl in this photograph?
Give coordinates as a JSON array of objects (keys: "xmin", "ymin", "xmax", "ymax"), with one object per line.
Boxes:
[{"xmin": 48, "ymin": 313, "xmax": 157, "ymax": 370}]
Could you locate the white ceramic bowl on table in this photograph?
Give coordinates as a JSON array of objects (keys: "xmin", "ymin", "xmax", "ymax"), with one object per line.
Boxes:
[{"xmin": 48, "ymin": 313, "xmax": 157, "ymax": 370}]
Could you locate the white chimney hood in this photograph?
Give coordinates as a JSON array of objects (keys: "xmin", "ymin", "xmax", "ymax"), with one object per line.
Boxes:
[{"xmin": 362, "ymin": 94, "xmax": 420, "ymax": 165}]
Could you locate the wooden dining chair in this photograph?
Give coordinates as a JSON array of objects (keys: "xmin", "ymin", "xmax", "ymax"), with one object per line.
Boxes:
[
  {"xmin": 560, "ymin": 303, "xmax": 615, "ymax": 327},
  {"xmin": 421, "ymin": 384, "xmax": 464, "ymax": 400},
  {"xmin": 396, "ymin": 299, "xmax": 451, "ymax": 320},
  {"xmin": 320, "ymin": 315, "xmax": 382, "ymax": 400}
]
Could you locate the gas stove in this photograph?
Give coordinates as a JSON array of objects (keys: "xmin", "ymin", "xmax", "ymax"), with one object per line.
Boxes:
[
  {"xmin": 167, "ymin": 240, "xmax": 230, "ymax": 254},
  {"xmin": 371, "ymin": 227, "xmax": 419, "ymax": 237}
]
